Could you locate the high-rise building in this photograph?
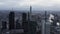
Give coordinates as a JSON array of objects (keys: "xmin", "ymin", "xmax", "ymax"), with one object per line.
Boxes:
[
  {"xmin": 42, "ymin": 11, "xmax": 51, "ymax": 34},
  {"xmin": 28, "ymin": 21, "xmax": 37, "ymax": 34},
  {"xmin": 30, "ymin": 6, "xmax": 32, "ymax": 21},
  {"xmin": 22, "ymin": 13, "xmax": 28, "ymax": 34},
  {"xmin": 28, "ymin": 10, "xmax": 37, "ymax": 34},
  {"xmin": 9, "ymin": 11, "xmax": 15, "ymax": 30},
  {"xmin": 41, "ymin": 20, "xmax": 46, "ymax": 34},
  {"xmin": 2, "ymin": 21, "xmax": 7, "ymax": 30},
  {"xmin": 45, "ymin": 21, "xmax": 51, "ymax": 34},
  {"xmin": 22, "ymin": 12, "xmax": 37, "ymax": 34},
  {"xmin": 16, "ymin": 19, "xmax": 21, "ymax": 29}
]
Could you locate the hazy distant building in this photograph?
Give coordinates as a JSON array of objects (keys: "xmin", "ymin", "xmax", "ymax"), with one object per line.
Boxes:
[
  {"xmin": 29, "ymin": 6, "xmax": 32, "ymax": 21},
  {"xmin": 9, "ymin": 11, "xmax": 15, "ymax": 30}
]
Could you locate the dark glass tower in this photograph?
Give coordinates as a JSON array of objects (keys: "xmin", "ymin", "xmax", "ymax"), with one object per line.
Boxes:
[
  {"xmin": 2, "ymin": 21, "xmax": 7, "ymax": 29},
  {"xmin": 29, "ymin": 21, "xmax": 37, "ymax": 34},
  {"xmin": 22, "ymin": 13, "xmax": 28, "ymax": 34},
  {"xmin": 9, "ymin": 11, "xmax": 15, "ymax": 30},
  {"xmin": 16, "ymin": 19, "xmax": 21, "ymax": 29}
]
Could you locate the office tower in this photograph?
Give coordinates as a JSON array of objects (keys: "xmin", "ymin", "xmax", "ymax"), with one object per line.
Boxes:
[
  {"xmin": 1, "ymin": 21, "xmax": 9, "ymax": 34},
  {"xmin": 28, "ymin": 21, "xmax": 37, "ymax": 34},
  {"xmin": 30, "ymin": 6, "xmax": 32, "ymax": 14},
  {"xmin": 45, "ymin": 21, "xmax": 51, "ymax": 34},
  {"xmin": 50, "ymin": 20, "xmax": 59, "ymax": 34},
  {"xmin": 9, "ymin": 11, "xmax": 15, "ymax": 30},
  {"xmin": 27, "ymin": 12, "xmax": 37, "ymax": 34},
  {"xmin": 16, "ymin": 19, "xmax": 21, "ymax": 29},
  {"xmin": 41, "ymin": 20, "xmax": 46, "ymax": 34},
  {"xmin": 22, "ymin": 13, "xmax": 27, "ymax": 22},
  {"xmin": 30, "ymin": 6, "xmax": 32, "ymax": 20},
  {"xmin": 2, "ymin": 21, "xmax": 7, "ymax": 30},
  {"xmin": 45, "ymin": 11, "xmax": 47, "ymax": 22},
  {"xmin": 22, "ymin": 13, "xmax": 28, "ymax": 34},
  {"xmin": 22, "ymin": 12, "xmax": 37, "ymax": 34},
  {"xmin": 41, "ymin": 20, "xmax": 51, "ymax": 34}
]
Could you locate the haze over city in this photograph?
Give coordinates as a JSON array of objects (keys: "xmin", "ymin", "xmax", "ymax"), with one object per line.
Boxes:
[{"xmin": 0, "ymin": 0, "xmax": 60, "ymax": 11}]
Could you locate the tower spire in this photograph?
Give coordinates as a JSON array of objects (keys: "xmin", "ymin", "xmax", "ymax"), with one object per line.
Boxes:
[
  {"xmin": 30, "ymin": 6, "xmax": 32, "ymax": 20},
  {"xmin": 30, "ymin": 6, "xmax": 32, "ymax": 13}
]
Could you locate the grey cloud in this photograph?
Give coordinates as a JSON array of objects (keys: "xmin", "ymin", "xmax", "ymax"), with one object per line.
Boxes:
[
  {"xmin": 0, "ymin": 0, "xmax": 60, "ymax": 11},
  {"xmin": 0, "ymin": 0, "xmax": 23, "ymax": 2}
]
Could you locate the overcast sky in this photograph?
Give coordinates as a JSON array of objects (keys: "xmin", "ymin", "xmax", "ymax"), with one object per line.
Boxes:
[{"xmin": 0, "ymin": 0, "xmax": 60, "ymax": 11}]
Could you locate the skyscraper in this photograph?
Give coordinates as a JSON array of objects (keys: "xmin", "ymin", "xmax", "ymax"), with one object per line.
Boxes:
[
  {"xmin": 9, "ymin": 11, "xmax": 15, "ymax": 30},
  {"xmin": 28, "ymin": 21, "xmax": 37, "ymax": 34},
  {"xmin": 16, "ymin": 19, "xmax": 21, "ymax": 29},
  {"xmin": 45, "ymin": 21, "xmax": 51, "ymax": 34},
  {"xmin": 2, "ymin": 21, "xmax": 7, "ymax": 30},
  {"xmin": 41, "ymin": 20, "xmax": 45, "ymax": 34},
  {"xmin": 22, "ymin": 13, "xmax": 28, "ymax": 34},
  {"xmin": 30, "ymin": 6, "xmax": 32, "ymax": 21}
]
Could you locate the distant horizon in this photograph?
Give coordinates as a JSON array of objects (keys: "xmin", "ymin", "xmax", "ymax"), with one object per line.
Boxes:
[
  {"xmin": 0, "ymin": 10, "xmax": 60, "ymax": 14},
  {"xmin": 0, "ymin": 9, "xmax": 60, "ymax": 11}
]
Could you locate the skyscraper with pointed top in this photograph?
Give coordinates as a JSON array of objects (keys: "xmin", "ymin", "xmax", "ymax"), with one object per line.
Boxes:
[
  {"xmin": 30, "ymin": 6, "xmax": 32, "ymax": 21},
  {"xmin": 30, "ymin": 6, "xmax": 32, "ymax": 13}
]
